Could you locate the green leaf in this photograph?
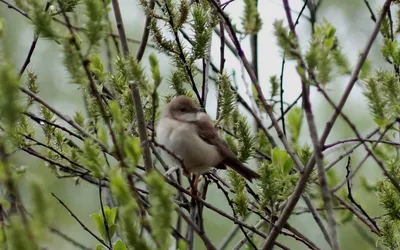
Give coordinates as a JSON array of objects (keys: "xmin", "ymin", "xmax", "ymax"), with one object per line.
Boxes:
[
  {"xmin": 271, "ymin": 148, "xmax": 293, "ymax": 175},
  {"xmin": 96, "ymin": 245, "xmax": 104, "ymax": 250},
  {"xmin": 91, "ymin": 213, "xmax": 107, "ymax": 241},
  {"xmin": 0, "ymin": 18, "xmax": 5, "ymax": 37},
  {"xmin": 0, "ymin": 197, "xmax": 10, "ymax": 209},
  {"xmin": 113, "ymin": 240, "xmax": 128, "ymax": 250},
  {"xmin": 123, "ymin": 137, "xmax": 141, "ymax": 166},
  {"xmin": 109, "ymin": 207, "xmax": 118, "ymax": 225},
  {"xmin": 109, "ymin": 224, "xmax": 117, "ymax": 239},
  {"xmin": 177, "ymin": 239, "xmax": 188, "ymax": 250},
  {"xmin": 374, "ymin": 117, "xmax": 392, "ymax": 130}
]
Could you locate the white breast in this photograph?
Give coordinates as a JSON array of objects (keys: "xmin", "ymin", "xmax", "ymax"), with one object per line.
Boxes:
[{"xmin": 156, "ymin": 117, "xmax": 222, "ymax": 174}]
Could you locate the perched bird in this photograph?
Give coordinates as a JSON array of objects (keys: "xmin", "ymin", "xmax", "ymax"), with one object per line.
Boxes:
[{"xmin": 156, "ymin": 95, "xmax": 260, "ymax": 187}]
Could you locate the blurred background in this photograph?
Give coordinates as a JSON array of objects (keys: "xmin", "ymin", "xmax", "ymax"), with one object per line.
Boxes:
[{"xmin": 0, "ymin": 0, "xmax": 389, "ymax": 249}]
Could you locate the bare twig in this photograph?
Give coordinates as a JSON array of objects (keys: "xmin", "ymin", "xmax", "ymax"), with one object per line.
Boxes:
[
  {"xmin": 176, "ymin": 207, "xmax": 217, "ymax": 250},
  {"xmin": 136, "ymin": 0, "xmax": 155, "ymax": 61},
  {"xmin": 51, "ymin": 193, "xmax": 111, "ymax": 249}
]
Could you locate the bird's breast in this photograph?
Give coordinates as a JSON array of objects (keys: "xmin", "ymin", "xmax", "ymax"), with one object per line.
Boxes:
[{"xmin": 156, "ymin": 117, "xmax": 222, "ymax": 173}]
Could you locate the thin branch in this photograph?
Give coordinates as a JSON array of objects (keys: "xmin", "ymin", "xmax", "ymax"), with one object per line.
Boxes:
[
  {"xmin": 20, "ymin": 87, "xmax": 110, "ymax": 154},
  {"xmin": 99, "ymin": 181, "xmax": 113, "ymax": 248},
  {"xmin": 324, "ymin": 128, "xmax": 380, "ymax": 171},
  {"xmin": 111, "ymin": 0, "xmax": 153, "ymax": 173},
  {"xmin": 176, "ymin": 207, "xmax": 217, "ymax": 250},
  {"xmin": 302, "ymin": 195, "xmax": 332, "ymax": 247},
  {"xmin": 260, "ymin": 1, "xmax": 393, "ymax": 248},
  {"xmin": 136, "ymin": 0, "xmax": 155, "ymax": 61},
  {"xmin": 49, "ymin": 227, "xmax": 92, "ymax": 250},
  {"xmin": 344, "ymin": 157, "xmax": 380, "ymax": 233},
  {"xmin": 363, "ymin": 0, "xmax": 377, "ymax": 22},
  {"xmin": 51, "ymin": 193, "xmax": 111, "ymax": 249},
  {"xmin": 0, "ymin": 0, "xmax": 30, "ymax": 20}
]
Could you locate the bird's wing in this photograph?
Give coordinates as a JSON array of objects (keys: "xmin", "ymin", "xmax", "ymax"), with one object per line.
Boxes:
[{"xmin": 192, "ymin": 119, "xmax": 259, "ymax": 180}]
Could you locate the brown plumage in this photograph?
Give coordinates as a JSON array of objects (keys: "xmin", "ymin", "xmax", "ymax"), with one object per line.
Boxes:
[{"xmin": 156, "ymin": 95, "xmax": 260, "ymax": 181}]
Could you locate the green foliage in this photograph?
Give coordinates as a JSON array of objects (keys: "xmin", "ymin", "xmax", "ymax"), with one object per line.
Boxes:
[
  {"xmin": 364, "ymin": 70, "xmax": 400, "ymax": 129},
  {"xmin": 257, "ymin": 129, "xmax": 272, "ymax": 156},
  {"xmin": 296, "ymin": 144, "xmax": 312, "ymax": 166},
  {"xmin": 0, "ymin": 63, "xmax": 23, "ymax": 130},
  {"xmin": 217, "ymin": 73, "xmax": 237, "ymax": 123},
  {"xmin": 269, "ymin": 75, "xmax": 279, "ymax": 98},
  {"xmin": 109, "ymin": 168, "xmax": 132, "ymax": 206},
  {"xmin": 306, "ymin": 19, "xmax": 351, "ymax": 85},
  {"xmin": 234, "ymin": 115, "xmax": 256, "ymax": 162},
  {"xmin": 123, "ymin": 137, "xmax": 141, "ymax": 168},
  {"xmin": 149, "ymin": 20, "xmax": 175, "ymax": 54},
  {"xmin": 146, "ymin": 171, "xmax": 174, "ymax": 249},
  {"xmin": 287, "ymin": 106, "xmax": 303, "ymax": 146},
  {"xmin": 376, "ymin": 158, "xmax": 400, "ymax": 248},
  {"xmin": 61, "ymin": 0, "xmax": 81, "ymax": 12},
  {"xmin": 29, "ymin": 0, "xmax": 55, "ymax": 39},
  {"xmin": 113, "ymin": 240, "xmax": 128, "ymax": 250},
  {"xmin": 128, "ymin": 56, "xmax": 150, "ymax": 93},
  {"xmin": 25, "ymin": 71, "xmax": 39, "ymax": 108},
  {"xmin": 83, "ymin": 0, "xmax": 108, "ymax": 47},
  {"xmin": 168, "ymin": 71, "xmax": 193, "ymax": 97},
  {"xmin": 258, "ymin": 161, "xmax": 297, "ymax": 209},
  {"xmin": 228, "ymin": 170, "xmax": 248, "ymax": 217},
  {"xmin": 177, "ymin": 0, "xmax": 189, "ymax": 30},
  {"xmin": 273, "ymin": 20, "xmax": 297, "ymax": 59},
  {"xmin": 0, "ymin": 18, "xmax": 4, "ymax": 38},
  {"xmin": 62, "ymin": 40, "xmax": 87, "ymax": 85},
  {"xmin": 149, "ymin": 53, "xmax": 163, "ymax": 88},
  {"xmin": 108, "ymin": 168, "xmax": 150, "ymax": 249},
  {"xmin": 91, "ymin": 206, "xmax": 118, "ymax": 242},
  {"xmin": 90, "ymin": 54, "xmax": 109, "ymax": 81},
  {"xmin": 241, "ymin": 0, "xmax": 262, "ymax": 34},
  {"xmin": 79, "ymin": 139, "xmax": 106, "ymax": 178},
  {"xmin": 271, "ymin": 148, "xmax": 293, "ymax": 175},
  {"xmin": 7, "ymin": 216, "xmax": 38, "ymax": 250},
  {"xmin": 191, "ymin": 4, "xmax": 213, "ymax": 60}
]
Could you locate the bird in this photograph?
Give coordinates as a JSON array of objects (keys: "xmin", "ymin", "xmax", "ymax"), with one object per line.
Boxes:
[{"xmin": 156, "ymin": 95, "xmax": 260, "ymax": 190}]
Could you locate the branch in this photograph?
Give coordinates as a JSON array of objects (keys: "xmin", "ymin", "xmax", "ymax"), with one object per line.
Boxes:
[
  {"xmin": 260, "ymin": 1, "xmax": 393, "ymax": 248},
  {"xmin": 111, "ymin": 0, "xmax": 153, "ymax": 173},
  {"xmin": 51, "ymin": 193, "xmax": 111, "ymax": 249}
]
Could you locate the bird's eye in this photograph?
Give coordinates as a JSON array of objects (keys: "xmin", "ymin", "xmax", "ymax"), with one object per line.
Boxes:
[{"xmin": 180, "ymin": 107, "xmax": 186, "ymax": 112}]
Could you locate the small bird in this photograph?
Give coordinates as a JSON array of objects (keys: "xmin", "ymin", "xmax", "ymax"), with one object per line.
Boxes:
[{"xmin": 156, "ymin": 95, "xmax": 260, "ymax": 187}]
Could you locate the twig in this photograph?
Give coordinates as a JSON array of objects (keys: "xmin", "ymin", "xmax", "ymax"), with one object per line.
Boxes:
[
  {"xmin": 344, "ymin": 157, "xmax": 380, "ymax": 233},
  {"xmin": 268, "ymin": 94, "xmax": 302, "ymax": 130},
  {"xmin": 324, "ymin": 128, "xmax": 380, "ymax": 171},
  {"xmin": 302, "ymin": 195, "xmax": 332, "ymax": 247},
  {"xmin": 136, "ymin": 0, "xmax": 155, "ymax": 61},
  {"xmin": 176, "ymin": 207, "xmax": 217, "ymax": 250},
  {"xmin": 332, "ymin": 194, "xmax": 380, "ymax": 235},
  {"xmin": 210, "ymin": 176, "xmax": 258, "ymax": 250},
  {"xmin": 49, "ymin": 227, "xmax": 92, "ymax": 250},
  {"xmin": 99, "ymin": 181, "xmax": 113, "ymax": 247},
  {"xmin": 111, "ymin": 0, "xmax": 153, "ymax": 173},
  {"xmin": 51, "ymin": 193, "xmax": 111, "ymax": 249},
  {"xmin": 363, "ymin": 0, "xmax": 377, "ymax": 22},
  {"xmin": 324, "ymin": 138, "xmax": 400, "ymax": 150},
  {"xmin": 186, "ymin": 198, "xmax": 196, "ymax": 250},
  {"xmin": 217, "ymin": 224, "xmax": 242, "ymax": 250},
  {"xmin": 20, "ymin": 87, "xmax": 110, "ymax": 153},
  {"xmin": 0, "ymin": 143, "xmax": 38, "ymax": 248},
  {"xmin": 0, "ymin": 0, "xmax": 30, "ymax": 20},
  {"xmin": 232, "ymin": 220, "xmax": 264, "ymax": 250},
  {"xmin": 260, "ymin": 1, "xmax": 393, "ymax": 248}
]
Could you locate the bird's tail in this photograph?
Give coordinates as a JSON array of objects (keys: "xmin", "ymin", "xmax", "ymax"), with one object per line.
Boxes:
[{"xmin": 224, "ymin": 159, "xmax": 260, "ymax": 181}]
